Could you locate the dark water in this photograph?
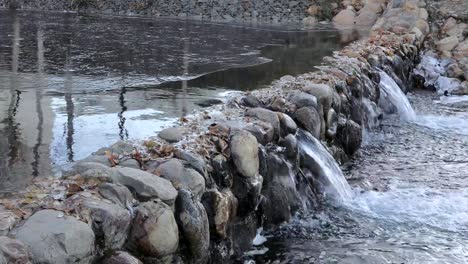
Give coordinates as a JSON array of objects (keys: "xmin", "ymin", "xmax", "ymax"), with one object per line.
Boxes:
[
  {"xmin": 0, "ymin": 10, "xmax": 349, "ymax": 192},
  {"xmin": 251, "ymin": 92, "xmax": 468, "ymax": 263}
]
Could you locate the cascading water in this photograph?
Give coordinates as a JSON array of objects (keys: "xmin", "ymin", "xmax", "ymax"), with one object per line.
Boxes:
[
  {"xmin": 378, "ymin": 70, "xmax": 416, "ymax": 121},
  {"xmin": 297, "ymin": 130, "xmax": 352, "ymax": 204}
]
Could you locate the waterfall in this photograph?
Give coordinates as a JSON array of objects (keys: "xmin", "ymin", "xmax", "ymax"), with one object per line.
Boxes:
[
  {"xmin": 297, "ymin": 130, "xmax": 352, "ymax": 204},
  {"xmin": 378, "ymin": 71, "xmax": 416, "ymax": 121}
]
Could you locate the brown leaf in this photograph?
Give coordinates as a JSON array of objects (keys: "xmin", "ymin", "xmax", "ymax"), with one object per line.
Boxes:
[{"xmin": 66, "ymin": 183, "xmax": 83, "ymax": 198}]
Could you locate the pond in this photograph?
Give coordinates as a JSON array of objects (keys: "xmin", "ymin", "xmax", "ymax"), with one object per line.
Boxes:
[{"xmin": 0, "ymin": 10, "xmax": 350, "ymax": 193}]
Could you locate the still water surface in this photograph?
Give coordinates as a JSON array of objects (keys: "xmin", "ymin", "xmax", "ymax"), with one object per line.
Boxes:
[{"xmin": 0, "ymin": 10, "xmax": 347, "ymax": 192}]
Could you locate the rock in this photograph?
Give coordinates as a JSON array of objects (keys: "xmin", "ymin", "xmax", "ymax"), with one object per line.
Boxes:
[
  {"xmin": 244, "ymin": 122, "xmax": 275, "ymax": 145},
  {"xmin": 279, "ymin": 134, "xmax": 298, "ymax": 159},
  {"xmin": 303, "ymin": 83, "xmax": 334, "ymax": 114},
  {"xmin": 307, "ymin": 5, "xmax": 320, "ymax": 16},
  {"xmin": 81, "ymin": 155, "xmax": 113, "ymax": 166},
  {"xmin": 158, "ymin": 127, "xmax": 186, "ymax": 143},
  {"xmin": 453, "ymin": 40, "xmax": 468, "ymax": 60},
  {"xmin": 15, "ymin": 210, "xmax": 95, "ymax": 264},
  {"xmin": 332, "ymin": 9, "xmax": 356, "ymax": 28},
  {"xmin": 446, "ymin": 63, "xmax": 465, "ymax": 79},
  {"xmin": 155, "ymin": 159, "xmax": 206, "ymax": 198},
  {"xmin": 436, "ymin": 36, "xmax": 459, "ymax": 52},
  {"xmin": 415, "ymin": 19, "xmax": 429, "ymax": 35},
  {"xmin": 442, "ymin": 17, "xmax": 457, "ymax": 33},
  {"xmin": 67, "ymin": 194, "xmax": 131, "ymax": 250},
  {"xmin": 295, "ymin": 107, "xmax": 321, "ymax": 138},
  {"xmin": 452, "ymin": 81, "xmax": 468, "ymax": 95},
  {"xmin": 0, "ymin": 210, "xmax": 16, "ymax": 236},
  {"xmin": 289, "ymin": 91, "xmax": 318, "ymax": 109},
  {"xmin": 360, "ymin": 3, "xmax": 383, "ymax": 14},
  {"xmin": 277, "ymin": 112, "xmax": 297, "ymax": 137},
  {"xmin": 269, "ymin": 96, "xmax": 287, "ymax": 112},
  {"xmin": 111, "ymin": 166, "xmax": 178, "ymax": 205},
  {"xmin": 98, "ymin": 182, "xmax": 134, "ymax": 209},
  {"xmin": 245, "ymin": 108, "xmax": 280, "ymax": 139},
  {"xmin": 0, "ymin": 236, "xmax": 31, "ymax": 264},
  {"xmin": 355, "ymin": 9, "xmax": 378, "ymax": 27},
  {"xmin": 201, "ymin": 189, "xmax": 238, "ymax": 238},
  {"xmin": 241, "ymin": 95, "xmax": 263, "ymax": 108},
  {"xmin": 337, "ymin": 119, "xmax": 362, "ymax": 155},
  {"xmin": 102, "ymin": 251, "xmax": 142, "ymax": 264},
  {"xmin": 211, "ymin": 154, "xmax": 233, "ymax": 189},
  {"xmin": 195, "ymin": 98, "xmax": 223, "ymax": 107},
  {"xmin": 419, "ymin": 8, "xmax": 428, "ymax": 20},
  {"xmin": 69, "ymin": 161, "xmax": 115, "ymax": 182},
  {"xmin": 128, "ymin": 200, "xmax": 179, "ymax": 257},
  {"xmin": 95, "ymin": 141, "xmax": 134, "ymax": 156},
  {"xmin": 175, "ymin": 190, "xmax": 210, "ymax": 263},
  {"xmin": 119, "ymin": 159, "xmax": 140, "ymax": 169},
  {"xmin": 229, "ymin": 130, "xmax": 259, "ymax": 178},
  {"xmin": 174, "ymin": 150, "xmax": 208, "ymax": 178}
]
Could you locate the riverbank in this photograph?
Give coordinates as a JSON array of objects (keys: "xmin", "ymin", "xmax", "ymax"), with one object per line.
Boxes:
[
  {"xmin": 0, "ymin": 0, "xmax": 463, "ymax": 263},
  {"xmin": 0, "ymin": 0, "xmax": 341, "ymax": 25}
]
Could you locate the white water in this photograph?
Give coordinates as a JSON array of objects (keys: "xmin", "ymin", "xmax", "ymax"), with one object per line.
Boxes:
[
  {"xmin": 350, "ymin": 184, "xmax": 468, "ymax": 233},
  {"xmin": 298, "ymin": 130, "xmax": 353, "ymax": 203},
  {"xmin": 378, "ymin": 71, "xmax": 416, "ymax": 121}
]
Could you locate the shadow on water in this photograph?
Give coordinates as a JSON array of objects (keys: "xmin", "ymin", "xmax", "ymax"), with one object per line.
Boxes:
[{"xmin": 0, "ymin": 10, "xmax": 357, "ymax": 193}]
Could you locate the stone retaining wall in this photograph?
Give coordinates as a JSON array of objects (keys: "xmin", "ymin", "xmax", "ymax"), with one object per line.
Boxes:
[
  {"xmin": 1, "ymin": 0, "xmax": 316, "ymax": 23},
  {"xmin": 0, "ymin": 0, "xmax": 435, "ymax": 263}
]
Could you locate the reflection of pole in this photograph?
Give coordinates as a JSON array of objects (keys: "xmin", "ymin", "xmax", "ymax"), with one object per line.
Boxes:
[
  {"xmin": 181, "ymin": 36, "xmax": 189, "ymax": 117},
  {"xmin": 118, "ymin": 86, "xmax": 128, "ymax": 140},
  {"xmin": 32, "ymin": 25, "xmax": 45, "ymax": 177},
  {"xmin": 64, "ymin": 48, "xmax": 74, "ymax": 162},
  {"xmin": 7, "ymin": 13, "xmax": 21, "ymax": 165}
]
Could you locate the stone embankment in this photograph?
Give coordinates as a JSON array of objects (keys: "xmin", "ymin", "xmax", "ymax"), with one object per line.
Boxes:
[
  {"xmin": 1, "ymin": 0, "xmax": 342, "ymax": 24},
  {"xmin": 0, "ymin": 0, "xmax": 441, "ymax": 263}
]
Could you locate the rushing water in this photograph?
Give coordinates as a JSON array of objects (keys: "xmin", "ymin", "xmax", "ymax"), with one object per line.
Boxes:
[
  {"xmin": 0, "ymin": 10, "xmax": 348, "ymax": 192},
  {"xmin": 378, "ymin": 70, "xmax": 416, "ymax": 121},
  {"xmin": 251, "ymin": 84, "xmax": 468, "ymax": 263},
  {"xmin": 298, "ymin": 130, "xmax": 353, "ymax": 203}
]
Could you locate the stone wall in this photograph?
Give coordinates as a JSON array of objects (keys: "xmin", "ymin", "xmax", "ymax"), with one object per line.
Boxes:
[
  {"xmin": 1, "ymin": 0, "xmax": 315, "ymax": 23},
  {"xmin": 0, "ymin": 0, "xmax": 437, "ymax": 263}
]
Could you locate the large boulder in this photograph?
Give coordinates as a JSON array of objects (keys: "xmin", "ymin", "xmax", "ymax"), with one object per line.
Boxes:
[
  {"xmin": 229, "ymin": 130, "xmax": 259, "ymax": 178},
  {"xmin": 15, "ymin": 210, "xmax": 95, "ymax": 264},
  {"xmin": 175, "ymin": 190, "xmax": 210, "ymax": 264},
  {"xmin": 102, "ymin": 251, "xmax": 142, "ymax": 264},
  {"xmin": 295, "ymin": 107, "xmax": 321, "ymax": 138},
  {"xmin": 0, "ymin": 236, "xmax": 31, "ymax": 264},
  {"xmin": 128, "ymin": 200, "xmax": 179, "ymax": 257},
  {"xmin": 245, "ymin": 108, "xmax": 281, "ymax": 139},
  {"xmin": 111, "ymin": 167, "xmax": 177, "ymax": 205},
  {"xmin": 67, "ymin": 194, "xmax": 132, "ymax": 250},
  {"xmin": 155, "ymin": 159, "xmax": 206, "ymax": 199}
]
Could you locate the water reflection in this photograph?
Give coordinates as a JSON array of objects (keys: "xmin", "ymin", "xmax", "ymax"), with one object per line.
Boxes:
[{"xmin": 0, "ymin": 10, "xmax": 351, "ymax": 193}]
